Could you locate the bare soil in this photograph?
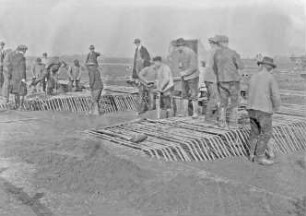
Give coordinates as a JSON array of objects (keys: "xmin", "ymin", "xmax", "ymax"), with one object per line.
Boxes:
[{"xmin": 1, "ymin": 110, "xmax": 306, "ymax": 216}]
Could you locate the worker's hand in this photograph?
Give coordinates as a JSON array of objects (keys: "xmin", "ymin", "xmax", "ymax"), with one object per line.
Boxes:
[
  {"xmin": 21, "ymin": 79, "xmax": 26, "ymax": 83},
  {"xmin": 180, "ymin": 70, "xmax": 186, "ymax": 77}
]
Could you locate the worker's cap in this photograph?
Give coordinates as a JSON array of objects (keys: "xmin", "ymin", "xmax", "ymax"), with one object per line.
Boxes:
[
  {"xmin": 0, "ymin": 41, "xmax": 5, "ymax": 46},
  {"xmin": 257, "ymin": 56, "xmax": 277, "ymax": 68},
  {"xmin": 16, "ymin": 44, "xmax": 28, "ymax": 51},
  {"xmin": 134, "ymin": 38, "xmax": 141, "ymax": 44},
  {"xmin": 89, "ymin": 45, "xmax": 95, "ymax": 49},
  {"xmin": 208, "ymin": 36, "xmax": 218, "ymax": 44},
  {"xmin": 152, "ymin": 56, "xmax": 162, "ymax": 62},
  {"xmin": 36, "ymin": 57, "xmax": 42, "ymax": 62},
  {"xmin": 175, "ymin": 38, "xmax": 186, "ymax": 46},
  {"xmin": 215, "ymin": 35, "xmax": 229, "ymax": 43}
]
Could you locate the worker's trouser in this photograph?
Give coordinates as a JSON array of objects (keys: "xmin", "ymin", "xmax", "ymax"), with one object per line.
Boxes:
[
  {"xmin": 205, "ymin": 81, "xmax": 218, "ymax": 121},
  {"xmin": 13, "ymin": 94, "xmax": 24, "ymax": 109},
  {"xmin": 69, "ymin": 79, "xmax": 80, "ymax": 91},
  {"xmin": 138, "ymin": 85, "xmax": 154, "ymax": 114},
  {"xmin": 181, "ymin": 77, "xmax": 199, "ymax": 117},
  {"xmin": 248, "ymin": 109, "xmax": 272, "ymax": 157},
  {"xmin": 91, "ymin": 88, "xmax": 103, "ymax": 115},
  {"xmin": 217, "ymin": 81, "xmax": 240, "ymax": 124}
]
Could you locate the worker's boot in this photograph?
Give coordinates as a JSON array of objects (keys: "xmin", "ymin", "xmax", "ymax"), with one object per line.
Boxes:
[
  {"xmin": 178, "ymin": 99, "xmax": 189, "ymax": 117},
  {"xmin": 217, "ymin": 107, "xmax": 227, "ymax": 128},
  {"xmin": 227, "ymin": 107, "xmax": 239, "ymax": 129},
  {"xmin": 192, "ymin": 100, "xmax": 199, "ymax": 119},
  {"xmin": 266, "ymin": 139, "xmax": 275, "ymax": 160},
  {"xmin": 255, "ymin": 155, "xmax": 274, "ymax": 166}
]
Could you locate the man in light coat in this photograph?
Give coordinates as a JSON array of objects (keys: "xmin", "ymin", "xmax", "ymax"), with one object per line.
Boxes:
[
  {"xmin": 247, "ymin": 56, "xmax": 281, "ymax": 165},
  {"xmin": 138, "ymin": 56, "xmax": 174, "ymax": 117}
]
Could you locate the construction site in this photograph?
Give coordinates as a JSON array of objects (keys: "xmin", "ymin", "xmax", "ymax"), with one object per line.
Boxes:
[{"xmin": 0, "ymin": 35, "xmax": 306, "ymax": 216}]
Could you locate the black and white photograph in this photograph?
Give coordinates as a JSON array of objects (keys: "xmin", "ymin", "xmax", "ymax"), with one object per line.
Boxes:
[{"xmin": 0, "ymin": 0, "xmax": 306, "ymax": 215}]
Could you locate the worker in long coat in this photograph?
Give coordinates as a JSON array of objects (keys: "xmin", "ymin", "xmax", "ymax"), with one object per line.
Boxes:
[{"xmin": 3, "ymin": 45, "xmax": 28, "ymax": 109}]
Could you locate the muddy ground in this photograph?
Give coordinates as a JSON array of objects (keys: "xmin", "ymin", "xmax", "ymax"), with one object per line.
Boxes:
[{"xmin": 0, "ymin": 109, "xmax": 306, "ymax": 216}]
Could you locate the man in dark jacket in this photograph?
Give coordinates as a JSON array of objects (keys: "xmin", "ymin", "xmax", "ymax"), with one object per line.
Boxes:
[
  {"xmin": 0, "ymin": 41, "xmax": 6, "ymax": 89},
  {"xmin": 3, "ymin": 45, "xmax": 28, "ymax": 109},
  {"xmin": 87, "ymin": 63, "xmax": 103, "ymax": 115},
  {"xmin": 86, "ymin": 45, "xmax": 100, "ymax": 66},
  {"xmin": 213, "ymin": 35, "xmax": 244, "ymax": 128},
  {"xmin": 132, "ymin": 39, "xmax": 151, "ymax": 79}
]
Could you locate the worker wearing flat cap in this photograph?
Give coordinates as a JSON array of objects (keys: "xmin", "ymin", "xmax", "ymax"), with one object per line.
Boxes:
[
  {"xmin": 173, "ymin": 37, "xmax": 199, "ymax": 118},
  {"xmin": 247, "ymin": 56, "xmax": 281, "ymax": 166},
  {"xmin": 85, "ymin": 45, "xmax": 101, "ymax": 66},
  {"xmin": 212, "ymin": 35, "xmax": 244, "ymax": 128},
  {"xmin": 2, "ymin": 44, "xmax": 28, "ymax": 109},
  {"xmin": 132, "ymin": 38, "xmax": 151, "ymax": 79},
  {"xmin": 0, "ymin": 41, "xmax": 6, "ymax": 89},
  {"xmin": 200, "ymin": 36, "xmax": 220, "ymax": 122}
]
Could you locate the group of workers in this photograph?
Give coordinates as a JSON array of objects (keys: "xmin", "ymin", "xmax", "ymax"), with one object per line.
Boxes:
[
  {"xmin": 0, "ymin": 36, "xmax": 281, "ymax": 165},
  {"xmin": 131, "ymin": 36, "xmax": 281, "ymax": 166},
  {"xmin": 0, "ymin": 42, "xmax": 103, "ymax": 115}
]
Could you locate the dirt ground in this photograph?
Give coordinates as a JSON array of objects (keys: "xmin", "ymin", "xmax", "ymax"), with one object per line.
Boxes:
[{"xmin": 0, "ymin": 110, "xmax": 306, "ymax": 216}]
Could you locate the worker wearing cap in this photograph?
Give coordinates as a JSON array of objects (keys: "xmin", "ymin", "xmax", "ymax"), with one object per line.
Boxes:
[
  {"xmin": 132, "ymin": 39, "xmax": 151, "ymax": 79},
  {"xmin": 213, "ymin": 35, "xmax": 244, "ymax": 128},
  {"xmin": 138, "ymin": 56, "xmax": 174, "ymax": 117},
  {"xmin": 201, "ymin": 36, "xmax": 220, "ymax": 122},
  {"xmin": 85, "ymin": 45, "xmax": 100, "ymax": 66},
  {"xmin": 31, "ymin": 57, "xmax": 46, "ymax": 93},
  {"xmin": 0, "ymin": 41, "xmax": 6, "ymax": 89},
  {"xmin": 247, "ymin": 56, "xmax": 281, "ymax": 165},
  {"xmin": 2, "ymin": 45, "xmax": 28, "ymax": 109},
  {"xmin": 174, "ymin": 38, "xmax": 199, "ymax": 118},
  {"xmin": 67, "ymin": 59, "xmax": 84, "ymax": 91}
]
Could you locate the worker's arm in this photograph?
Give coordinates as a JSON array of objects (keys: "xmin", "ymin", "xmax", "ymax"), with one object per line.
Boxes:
[
  {"xmin": 77, "ymin": 66, "xmax": 83, "ymax": 80},
  {"xmin": 85, "ymin": 53, "xmax": 90, "ymax": 64},
  {"xmin": 32, "ymin": 64, "xmax": 36, "ymax": 78},
  {"xmin": 180, "ymin": 50, "xmax": 198, "ymax": 77},
  {"xmin": 270, "ymin": 76, "xmax": 281, "ymax": 112},
  {"xmin": 157, "ymin": 66, "xmax": 171, "ymax": 92},
  {"xmin": 66, "ymin": 66, "xmax": 72, "ymax": 79},
  {"xmin": 21, "ymin": 56, "xmax": 26, "ymax": 82},
  {"xmin": 95, "ymin": 52, "xmax": 101, "ymax": 57},
  {"xmin": 137, "ymin": 67, "xmax": 150, "ymax": 84},
  {"xmin": 233, "ymin": 52, "xmax": 244, "ymax": 70}
]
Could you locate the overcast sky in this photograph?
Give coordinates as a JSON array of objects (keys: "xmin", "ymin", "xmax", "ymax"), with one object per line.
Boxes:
[{"xmin": 0, "ymin": 0, "xmax": 305, "ymax": 57}]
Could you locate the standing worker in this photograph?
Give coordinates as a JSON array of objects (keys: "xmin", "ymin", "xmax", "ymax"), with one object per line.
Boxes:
[
  {"xmin": 132, "ymin": 38, "xmax": 151, "ymax": 80},
  {"xmin": 175, "ymin": 38, "xmax": 199, "ymax": 118},
  {"xmin": 201, "ymin": 36, "xmax": 220, "ymax": 122},
  {"xmin": 3, "ymin": 45, "xmax": 28, "ymax": 109},
  {"xmin": 0, "ymin": 41, "xmax": 6, "ymax": 90},
  {"xmin": 85, "ymin": 45, "xmax": 103, "ymax": 115},
  {"xmin": 68, "ymin": 59, "xmax": 84, "ymax": 91},
  {"xmin": 213, "ymin": 35, "xmax": 244, "ymax": 128},
  {"xmin": 247, "ymin": 56, "xmax": 281, "ymax": 165},
  {"xmin": 31, "ymin": 57, "xmax": 46, "ymax": 93}
]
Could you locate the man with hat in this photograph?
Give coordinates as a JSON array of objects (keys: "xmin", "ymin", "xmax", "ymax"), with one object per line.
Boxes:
[
  {"xmin": 247, "ymin": 56, "xmax": 281, "ymax": 166},
  {"xmin": 2, "ymin": 45, "xmax": 28, "ymax": 109},
  {"xmin": 132, "ymin": 38, "xmax": 151, "ymax": 79},
  {"xmin": 0, "ymin": 41, "xmax": 6, "ymax": 89},
  {"xmin": 174, "ymin": 37, "xmax": 199, "ymax": 118},
  {"xmin": 138, "ymin": 56, "xmax": 174, "ymax": 118},
  {"xmin": 85, "ymin": 45, "xmax": 100, "ymax": 66},
  {"xmin": 213, "ymin": 35, "xmax": 244, "ymax": 128}
]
